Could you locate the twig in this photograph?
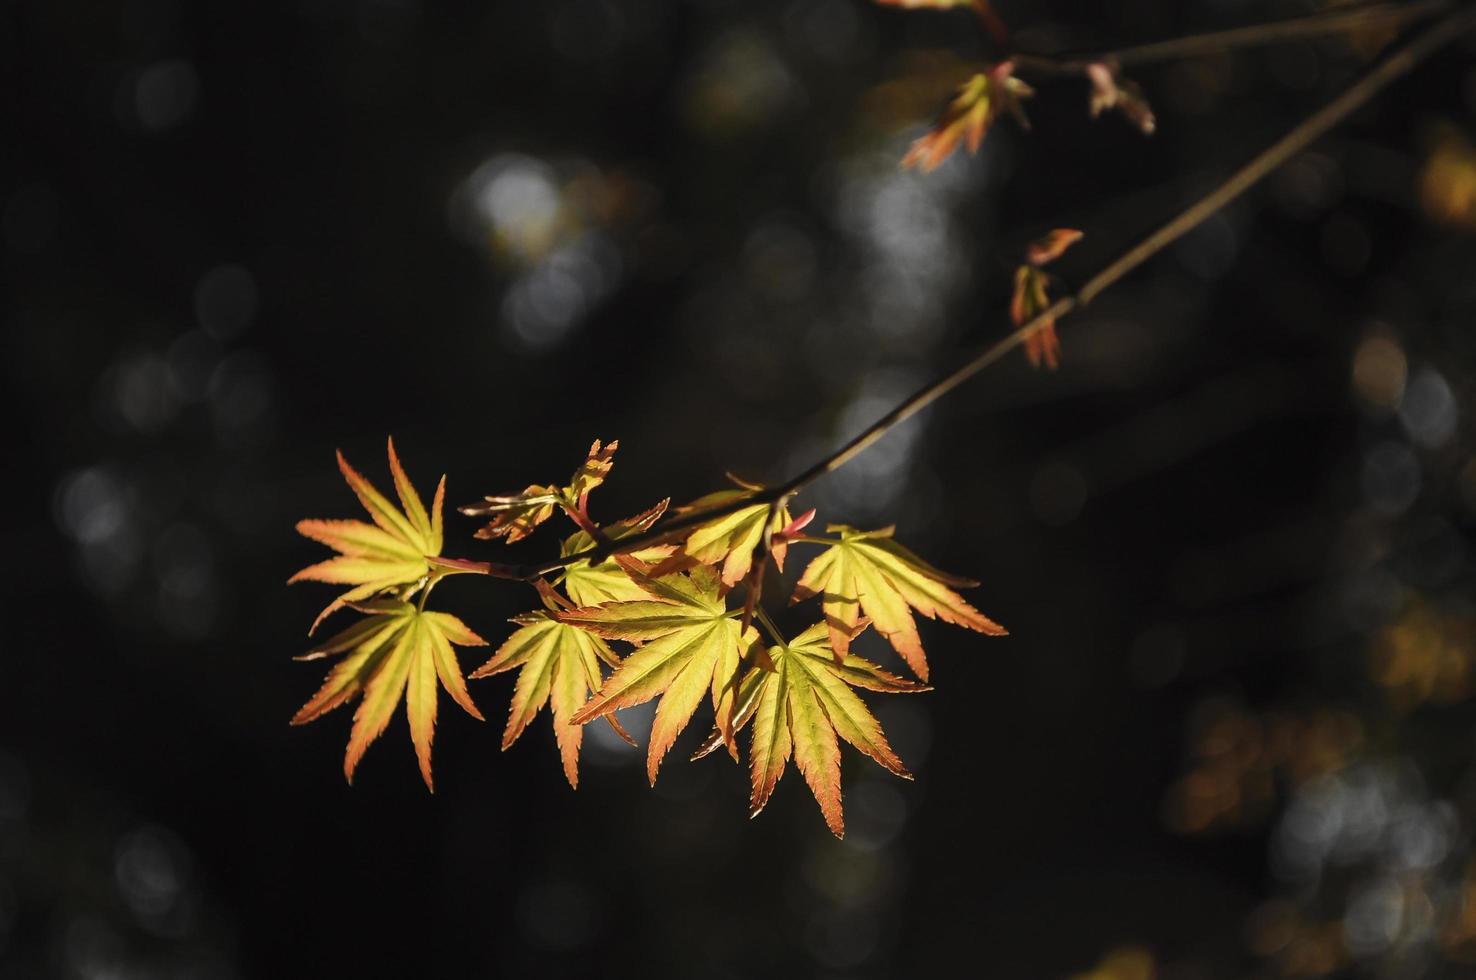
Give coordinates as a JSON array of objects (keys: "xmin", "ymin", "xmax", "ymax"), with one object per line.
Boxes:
[
  {"xmin": 753, "ymin": 607, "xmax": 788, "ymax": 648},
  {"xmin": 1011, "ymin": 0, "xmax": 1453, "ymax": 76},
  {"xmin": 469, "ymin": 2, "xmax": 1476, "ymax": 583}
]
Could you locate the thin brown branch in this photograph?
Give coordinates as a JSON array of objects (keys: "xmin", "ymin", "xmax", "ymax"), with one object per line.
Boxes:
[
  {"xmin": 1011, "ymin": 0, "xmax": 1453, "ymax": 76},
  {"xmin": 489, "ymin": 2, "xmax": 1475, "ymax": 582}
]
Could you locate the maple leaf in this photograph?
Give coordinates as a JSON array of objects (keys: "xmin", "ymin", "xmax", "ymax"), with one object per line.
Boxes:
[
  {"xmin": 1085, "ymin": 61, "xmax": 1156, "ymax": 136},
  {"xmin": 559, "ymin": 499, "xmax": 676, "ymax": 606},
  {"xmin": 460, "ymin": 439, "xmax": 618, "ymax": 543},
  {"xmin": 1013, "ymin": 228, "xmax": 1083, "ymax": 370},
  {"xmin": 568, "ymin": 437, "xmax": 617, "ymax": 501},
  {"xmin": 563, "ymin": 566, "xmax": 756, "ymax": 782},
  {"xmin": 291, "ymin": 598, "xmax": 486, "ymax": 790},
  {"xmin": 665, "ymin": 486, "xmax": 799, "ymax": 589},
  {"xmin": 470, "ymin": 591, "xmax": 627, "ymax": 789},
  {"xmin": 1012, "ymin": 265, "xmax": 1060, "ymax": 369},
  {"xmin": 290, "ymin": 438, "xmax": 445, "ymax": 633},
  {"xmin": 1026, "ymin": 227, "xmax": 1084, "ymax": 267},
  {"xmin": 901, "ymin": 63, "xmax": 1033, "ymax": 173},
  {"xmin": 738, "ymin": 622, "xmax": 928, "ymax": 838},
  {"xmin": 873, "ymin": 0, "xmax": 1009, "ymax": 44},
  {"xmin": 792, "ymin": 525, "xmax": 1005, "ymax": 681}
]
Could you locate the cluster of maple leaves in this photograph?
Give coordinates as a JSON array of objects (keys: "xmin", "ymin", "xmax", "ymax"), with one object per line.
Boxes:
[
  {"xmin": 286, "ymin": 0, "xmax": 1172, "ymax": 835},
  {"xmin": 291, "ymin": 440, "xmax": 1005, "ymax": 836}
]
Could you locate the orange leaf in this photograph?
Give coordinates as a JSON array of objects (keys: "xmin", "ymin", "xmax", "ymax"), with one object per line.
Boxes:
[
  {"xmin": 791, "ymin": 526, "xmax": 1004, "ymax": 681},
  {"xmin": 1012, "ymin": 264, "xmax": 1064, "ymax": 370},
  {"xmin": 471, "ymin": 611, "xmax": 617, "ymax": 789},
  {"xmin": 901, "ymin": 63, "xmax": 1032, "ymax": 173},
  {"xmin": 291, "ymin": 440, "xmax": 444, "ymax": 633},
  {"xmin": 291, "ymin": 601, "xmax": 485, "ymax": 791},
  {"xmin": 737, "ymin": 623, "xmax": 927, "ymax": 838}
]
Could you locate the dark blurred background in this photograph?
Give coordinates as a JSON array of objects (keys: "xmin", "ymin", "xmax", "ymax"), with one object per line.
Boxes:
[{"xmin": 5, "ymin": 1, "xmax": 1476, "ymax": 977}]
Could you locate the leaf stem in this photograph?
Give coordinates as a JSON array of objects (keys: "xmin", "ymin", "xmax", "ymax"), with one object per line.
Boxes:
[
  {"xmin": 507, "ymin": 2, "xmax": 1476, "ymax": 581},
  {"xmin": 753, "ymin": 607, "xmax": 787, "ymax": 648}
]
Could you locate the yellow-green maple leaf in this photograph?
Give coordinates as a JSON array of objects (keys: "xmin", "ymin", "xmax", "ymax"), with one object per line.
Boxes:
[
  {"xmin": 672, "ymin": 489, "xmax": 795, "ymax": 588},
  {"xmin": 1013, "ymin": 228, "xmax": 1082, "ymax": 370},
  {"xmin": 291, "ymin": 599, "xmax": 485, "ymax": 790},
  {"xmin": 290, "ymin": 438, "xmax": 445, "ymax": 633},
  {"xmin": 470, "ymin": 606, "xmax": 622, "ymax": 789},
  {"xmin": 564, "ymin": 566, "xmax": 755, "ymax": 783},
  {"xmin": 792, "ymin": 525, "xmax": 1006, "ymax": 681},
  {"xmin": 461, "ymin": 438, "xmax": 618, "ymax": 543},
  {"xmin": 740, "ymin": 623, "xmax": 927, "ymax": 838},
  {"xmin": 901, "ymin": 64, "xmax": 1033, "ymax": 172}
]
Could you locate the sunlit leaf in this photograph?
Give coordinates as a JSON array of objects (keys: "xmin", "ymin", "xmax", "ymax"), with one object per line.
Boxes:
[
  {"xmin": 290, "ymin": 438, "xmax": 444, "ymax": 633},
  {"xmin": 461, "ymin": 484, "xmax": 561, "ymax": 543},
  {"xmin": 1012, "ymin": 229, "xmax": 1080, "ymax": 370},
  {"xmin": 667, "ymin": 490, "xmax": 796, "ymax": 589},
  {"xmin": 460, "ymin": 439, "xmax": 619, "ymax": 543},
  {"xmin": 471, "ymin": 605, "xmax": 622, "ymax": 788},
  {"xmin": 291, "ymin": 599, "xmax": 486, "ymax": 790},
  {"xmin": 559, "ymin": 499, "xmax": 676, "ymax": 606},
  {"xmin": 564, "ymin": 566, "xmax": 755, "ymax": 782},
  {"xmin": 740, "ymin": 622, "xmax": 927, "ymax": 838},
  {"xmin": 792, "ymin": 525, "xmax": 1005, "ymax": 681},
  {"xmin": 901, "ymin": 63, "xmax": 1033, "ymax": 173},
  {"xmin": 1026, "ymin": 227, "xmax": 1084, "ymax": 267},
  {"xmin": 568, "ymin": 438, "xmax": 618, "ymax": 502},
  {"xmin": 1013, "ymin": 267, "xmax": 1055, "ymax": 369}
]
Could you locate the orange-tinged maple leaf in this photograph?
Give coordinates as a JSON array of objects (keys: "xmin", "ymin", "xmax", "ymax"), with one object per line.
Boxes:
[
  {"xmin": 291, "ymin": 599, "xmax": 486, "ymax": 790},
  {"xmin": 568, "ymin": 438, "xmax": 617, "ymax": 501},
  {"xmin": 1012, "ymin": 265, "xmax": 1060, "ymax": 369},
  {"xmin": 462, "ymin": 484, "xmax": 561, "ymax": 542},
  {"xmin": 737, "ymin": 622, "xmax": 927, "ymax": 838},
  {"xmin": 901, "ymin": 63, "xmax": 1033, "ymax": 173},
  {"xmin": 461, "ymin": 439, "xmax": 618, "ymax": 543},
  {"xmin": 665, "ymin": 488, "xmax": 797, "ymax": 589},
  {"xmin": 562, "ymin": 566, "xmax": 756, "ymax": 782},
  {"xmin": 792, "ymin": 525, "xmax": 1005, "ymax": 681},
  {"xmin": 290, "ymin": 438, "xmax": 446, "ymax": 633},
  {"xmin": 1026, "ymin": 228, "xmax": 1084, "ymax": 267},
  {"xmin": 470, "ymin": 605, "xmax": 625, "ymax": 789},
  {"xmin": 1013, "ymin": 228, "xmax": 1082, "ymax": 370}
]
